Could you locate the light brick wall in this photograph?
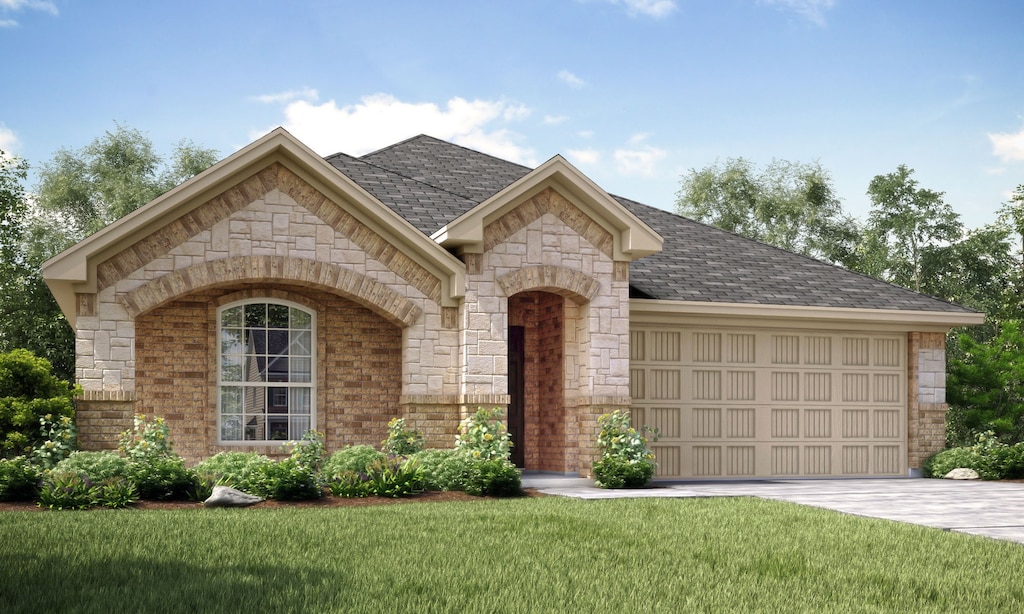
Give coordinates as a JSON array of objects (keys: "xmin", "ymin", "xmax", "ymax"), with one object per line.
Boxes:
[{"xmin": 908, "ymin": 331, "xmax": 948, "ymax": 471}]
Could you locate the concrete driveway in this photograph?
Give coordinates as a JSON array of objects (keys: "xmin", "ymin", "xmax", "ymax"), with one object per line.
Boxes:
[{"xmin": 522, "ymin": 475, "xmax": 1024, "ymax": 545}]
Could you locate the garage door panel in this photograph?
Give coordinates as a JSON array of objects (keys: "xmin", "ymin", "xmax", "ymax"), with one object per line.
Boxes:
[{"xmin": 632, "ymin": 325, "xmax": 907, "ymax": 479}]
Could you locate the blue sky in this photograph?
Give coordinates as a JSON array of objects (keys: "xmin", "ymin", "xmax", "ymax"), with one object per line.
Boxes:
[{"xmin": 2, "ymin": 0, "xmax": 1023, "ymax": 230}]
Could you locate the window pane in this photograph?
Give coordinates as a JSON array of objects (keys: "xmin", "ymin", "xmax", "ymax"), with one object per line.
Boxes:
[
  {"xmin": 290, "ymin": 308, "xmax": 311, "ymax": 330},
  {"xmin": 221, "ymin": 387, "xmax": 242, "ymax": 413},
  {"xmin": 290, "ymin": 388, "xmax": 311, "ymax": 414},
  {"xmin": 221, "ymin": 355, "xmax": 244, "ymax": 382},
  {"xmin": 290, "ymin": 357, "xmax": 311, "ymax": 383},
  {"xmin": 221, "ymin": 415, "xmax": 242, "ymax": 441},
  {"xmin": 291, "ymin": 330, "xmax": 312, "ymax": 356},
  {"xmin": 222, "ymin": 306, "xmax": 243, "ymax": 327},
  {"xmin": 245, "ymin": 329, "xmax": 266, "ymax": 355},
  {"xmin": 243, "ymin": 355, "xmax": 265, "ymax": 383},
  {"xmin": 266, "ymin": 356, "xmax": 289, "ymax": 382},
  {"xmin": 244, "ymin": 304, "xmax": 266, "ymax": 328},
  {"xmin": 244, "ymin": 415, "xmax": 263, "ymax": 441},
  {"xmin": 221, "ymin": 328, "xmax": 243, "ymax": 355},
  {"xmin": 290, "ymin": 416, "xmax": 310, "ymax": 438},
  {"xmin": 268, "ymin": 387, "xmax": 289, "ymax": 411},
  {"xmin": 243, "ymin": 386, "xmax": 266, "ymax": 414},
  {"xmin": 267, "ymin": 416, "xmax": 289, "ymax": 440},
  {"xmin": 268, "ymin": 304, "xmax": 290, "ymax": 328},
  {"xmin": 267, "ymin": 330, "xmax": 290, "ymax": 356}
]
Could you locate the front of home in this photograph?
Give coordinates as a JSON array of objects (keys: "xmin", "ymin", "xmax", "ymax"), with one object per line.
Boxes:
[{"xmin": 43, "ymin": 129, "xmax": 982, "ymax": 478}]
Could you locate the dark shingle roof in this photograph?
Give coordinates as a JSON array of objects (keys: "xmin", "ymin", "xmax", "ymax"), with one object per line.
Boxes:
[{"xmin": 331, "ymin": 135, "xmax": 975, "ymax": 314}]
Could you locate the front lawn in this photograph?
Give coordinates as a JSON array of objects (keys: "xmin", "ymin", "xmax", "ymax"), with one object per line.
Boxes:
[{"xmin": 1, "ymin": 497, "xmax": 1022, "ymax": 613}]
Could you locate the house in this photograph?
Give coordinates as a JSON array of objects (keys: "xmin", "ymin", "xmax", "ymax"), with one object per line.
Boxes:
[{"xmin": 42, "ymin": 128, "xmax": 982, "ymax": 478}]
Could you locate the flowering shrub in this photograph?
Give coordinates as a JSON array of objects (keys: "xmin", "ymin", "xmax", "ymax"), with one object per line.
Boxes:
[
  {"xmin": 29, "ymin": 414, "xmax": 77, "ymax": 470},
  {"xmin": 456, "ymin": 407, "xmax": 512, "ymax": 460},
  {"xmin": 0, "ymin": 349, "xmax": 78, "ymax": 457},
  {"xmin": 381, "ymin": 418, "xmax": 425, "ymax": 457},
  {"xmin": 281, "ymin": 430, "xmax": 327, "ymax": 474},
  {"xmin": 119, "ymin": 414, "xmax": 173, "ymax": 462},
  {"xmin": 323, "ymin": 445, "xmax": 386, "ymax": 478},
  {"xmin": 464, "ymin": 458, "xmax": 521, "ymax": 497},
  {"xmin": 54, "ymin": 451, "xmax": 130, "ymax": 482},
  {"xmin": 326, "ymin": 457, "xmax": 423, "ymax": 498},
  {"xmin": 593, "ymin": 410, "xmax": 658, "ymax": 489},
  {"xmin": 119, "ymin": 415, "xmax": 194, "ymax": 500},
  {"xmin": 409, "ymin": 448, "xmax": 472, "ymax": 491},
  {"xmin": 37, "ymin": 470, "xmax": 97, "ymax": 510}
]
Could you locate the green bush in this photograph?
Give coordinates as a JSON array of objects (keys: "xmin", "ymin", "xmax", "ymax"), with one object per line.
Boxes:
[
  {"xmin": 592, "ymin": 456, "xmax": 656, "ymax": 489},
  {"xmin": 456, "ymin": 407, "xmax": 512, "ymax": 461},
  {"xmin": 280, "ymin": 430, "xmax": 327, "ymax": 474},
  {"xmin": 409, "ymin": 448, "xmax": 473, "ymax": 491},
  {"xmin": 593, "ymin": 409, "xmax": 658, "ymax": 489},
  {"xmin": 28, "ymin": 414, "xmax": 77, "ymax": 469},
  {"xmin": 193, "ymin": 452, "xmax": 274, "ymax": 494},
  {"xmin": 381, "ymin": 418, "xmax": 425, "ymax": 457},
  {"xmin": 326, "ymin": 457, "xmax": 423, "ymax": 498},
  {"xmin": 327, "ymin": 471, "xmax": 374, "ymax": 498},
  {"xmin": 0, "ymin": 349, "xmax": 78, "ymax": 457},
  {"xmin": 925, "ymin": 431, "xmax": 1024, "ymax": 480},
  {"xmin": 253, "ymin": 458, "xmax": 322, "ymax": 501},
  {"xmin": 0, "ymin": 456, "xmax": 41, "ymax": 501},
  {"xmin": 464, "ymin": 458, "xmax": 521, "ymax": 497},
  {"xmin": 129, "ymin": 456, "xmax": 196, "ymax": 501},
  {"xmin": 95, "ymin": 477, "xmax": 139, "ymax": 509},
  {"xmin": 323, "ymin": 445, "xmax": 386, "ymax": 478},
  {"xmin": 947, "ymin": 321, "xmax": 1024, "ymax": 445},
  {"xmin": 54, "ymin": 451, "xmax": 129, "ymax": 482},
  {"xmin": 37, "ymin": 470, "xmax": 97, "ymax": 510}
]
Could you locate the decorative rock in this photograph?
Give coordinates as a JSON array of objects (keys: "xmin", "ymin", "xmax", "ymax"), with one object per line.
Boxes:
[
  {"xmin": 944, "ymin": 468, "xmax": 980, "ymax": 480},
  {"xmin": 204, "ymin": 485, "xmax": 264, "ymax": 508}
]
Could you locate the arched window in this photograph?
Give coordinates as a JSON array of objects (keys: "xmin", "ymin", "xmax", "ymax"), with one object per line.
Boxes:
[{"xmin": 218, "ymin": 301, "xmax": 314, "ymax": 442}]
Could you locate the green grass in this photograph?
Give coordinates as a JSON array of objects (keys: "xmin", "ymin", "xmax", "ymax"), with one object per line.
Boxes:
[{"xmin": 2, "ymin": 497, "xmax": 1022, "ymax": 613}]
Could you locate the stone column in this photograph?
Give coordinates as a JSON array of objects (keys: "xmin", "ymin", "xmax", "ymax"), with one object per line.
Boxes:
[{"xmin": 907, "ymin": 332, "xmax": 948, "ymax": 475}]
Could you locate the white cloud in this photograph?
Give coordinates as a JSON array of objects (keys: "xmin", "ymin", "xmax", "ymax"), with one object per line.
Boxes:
[
  {"xmin": 0, "ymin": 124, "xmax": 18, "ymax": 153},
  {"xmin": 558, "ymin": 70, "xmax": 586, "ymax": 89},
  {"xmin": 758, "ymin": 0, "xmax": 836, "ymax": 27},
  {"xmin": 0, "ymin": 0, "xmax": 58, "ymax": 26},
  {"xmin": 567, "ymin": 148, "xmax": 601, "ymax": 165},
  {"xmin": 614, "ymin": 135, "xmax": 667, "ymax": 176},
  {"xmin": 251, "ymin": 87, "xmax": 319, "ymax": 105},
  {"xmin": 254, "ymin": 93, "xmax": 537, "ymax": 165},
  {"xmin": 577, "ymin": 130, "xmax": 595, "ymax": 139},
  {"xmin": 989, "ymin": 127, "xmax": 1024, "ymax": 163},
  {"xmin": 617, "ymin": 0, "xmax": 677, "ymax": 18},
  {"xmin": 543, "ymin": 115, "xmax": 568, "ymax": 125}
]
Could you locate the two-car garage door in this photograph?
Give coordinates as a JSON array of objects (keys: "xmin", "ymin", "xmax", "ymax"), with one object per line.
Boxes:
[{"xmin": 630, "ymin": 325, "xmax": 907, "ymax": 478}]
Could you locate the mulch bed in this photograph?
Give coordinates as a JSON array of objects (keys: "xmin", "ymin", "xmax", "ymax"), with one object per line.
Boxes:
[{"xmin": 0, "ymin": 488, "xmax": 545, "ymax": 512}]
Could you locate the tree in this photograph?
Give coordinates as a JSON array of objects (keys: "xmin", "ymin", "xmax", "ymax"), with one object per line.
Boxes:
[
  {"xmin": 863, "ymin": 165, "xmax": 962, "ymax": 294},
  {"xmin": 675, "ymin": 157, "xmax": 862, "ymax": 266},
  {"xmin": 947, "ymin": 320, "xmax": 1024, "ymax": 445},
  {"xmin": 0, "ymin": 127, "xmax": 218, "ymax": 382}
]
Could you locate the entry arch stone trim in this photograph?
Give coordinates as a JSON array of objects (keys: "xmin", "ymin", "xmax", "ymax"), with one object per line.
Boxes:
[
  {"xmin": 497, "ymin": 265, "xmax": 601, "ymax": 303},
  {"xmin": 120, "ymin": 255, "xmax": 422, "ymax": 327}
]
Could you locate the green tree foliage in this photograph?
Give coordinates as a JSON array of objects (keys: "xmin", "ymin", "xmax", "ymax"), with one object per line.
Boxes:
[
  {"xmin": 675, "ymin": 157, "xmax": 862, "ymax": 266},
  {"xmin": 0, "ymin": 349, "xmax": 78, "ymax": 456},
  {"xmin": 0, "ymin": 126, "xmax": 218, "ymax": 382},
  {"xmin": 947, "ymin": 321, "xmax": 1024, "ymax": 445},
  {"xmin": 863, "ymin": 165, "xmax": 963, "ymax": 293}
]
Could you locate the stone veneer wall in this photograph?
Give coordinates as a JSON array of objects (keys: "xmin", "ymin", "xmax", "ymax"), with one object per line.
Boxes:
[
  {"xmin": 127, "ymin": 283, "xmax": 402, "ymax": 464},
  {"xmin": 907, "ymin": 331, "xmax": 948, "ymax": 471},
  {"xmin": 76, "ymin": 164, "xmax": 458, "ymax": 400}
]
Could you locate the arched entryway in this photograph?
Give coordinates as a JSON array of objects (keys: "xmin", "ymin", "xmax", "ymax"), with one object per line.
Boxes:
[{"xmin": 507, "ymin": 291, "xmax": 573, "ymax": 472}]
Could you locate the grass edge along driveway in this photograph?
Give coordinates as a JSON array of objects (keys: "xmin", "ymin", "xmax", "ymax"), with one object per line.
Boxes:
[{"xmin": 1, "ymin": 496, "xmax": 1022, "ymax": 613}]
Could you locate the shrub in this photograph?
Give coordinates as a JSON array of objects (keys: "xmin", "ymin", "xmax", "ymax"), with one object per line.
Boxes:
[
  {"xmin": 253, "ymin": 458, "xmax": 322, "ymax": 501},
  {"xmin": 925, "ymin": 432, "xmax": 1024, "ymax": 480},
  {"xmin": 37, "ymin": 470, "xmax": 97, "ymax": 510},
  {"xmin": 193, "ymin": 452, "xmax": 273, "ymax": 494},
  {"xmin": 323, "ymin": 445, "xmax": 386, "ymax": 478},
  {"xmin": 54, "ymin": 451, "xmax": 129, "ymax": 482},
  {"xmin": 28, "ymin": 414, "xmax": 77, "ymax": 470},
  {"xmin": 593, "ymin": 409, "xmax": 658, "ymax": 489},
  {"xmin": 0, "ymin": 349, "xmax": 78, "ymax": 457},
  {"xmin": 326, "ymin": 457, "xmax": 424, "ymax": 498},
  {"xmin": 381, "ymin": 418, "xmax": 425, "ymax": 457},
  {"xmin": 0, "ymin": 456, "xmax": 41, "ymax": 501},
  {"xmin": 95, "ymin": 477, "xmax": 139, "ymax": 509},
  {"xmin": 409, "ymin": 448, "xmax": 473, "ymax": 491},
  {"xmin": 456, "ymin": 407, "xmax": 512, "ymax": 461},
  {"xmin": 119, "ymin": 414, "xmax": 174, "ymax": 462},
  {"xmin": 464, "ymin": 458, "xmax": 521, "ymax": 497},
  {"xmin": 280, "ymin": 430, "xmax": 327, "ymax": 474},
  {"xmin": 129, "ymin": 456, "xmax": 196, "ymax": 501}
]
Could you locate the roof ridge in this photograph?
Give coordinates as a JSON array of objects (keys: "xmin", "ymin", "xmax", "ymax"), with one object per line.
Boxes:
[{"xmin": 329, "ymin": 145, "xmax": 479, "ymax": 205}]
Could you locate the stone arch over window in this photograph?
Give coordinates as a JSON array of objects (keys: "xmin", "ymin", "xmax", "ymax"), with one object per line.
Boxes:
[
  {"xmin": 120, "ymin": 255, "xmax": 422, "ymax": 327},
  {"xmin": 496, "ymin": 265, "xmax": 601, "ymax": 303}
]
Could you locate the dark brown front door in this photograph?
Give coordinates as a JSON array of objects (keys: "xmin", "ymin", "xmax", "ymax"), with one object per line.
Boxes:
[{"xmin": 507, "ymin": 325, "xmax": 525, "ymax": 468}]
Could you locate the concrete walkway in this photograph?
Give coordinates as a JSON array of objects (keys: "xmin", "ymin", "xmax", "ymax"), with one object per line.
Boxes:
[{"xmin": 521, "ymin": 474, "xmax": 1024, "ymax": 545}]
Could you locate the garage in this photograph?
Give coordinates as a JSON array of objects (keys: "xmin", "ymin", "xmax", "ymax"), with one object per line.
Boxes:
[{"xmin": 630, "ymin": 323, "xmax": 907, "ymax": 478}]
